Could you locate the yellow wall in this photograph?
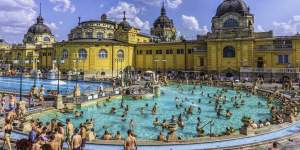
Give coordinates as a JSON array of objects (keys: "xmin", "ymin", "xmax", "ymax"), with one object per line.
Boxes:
[{"xmin": 55, "ymin": 41, "xmax": 134, "ymax": 77}]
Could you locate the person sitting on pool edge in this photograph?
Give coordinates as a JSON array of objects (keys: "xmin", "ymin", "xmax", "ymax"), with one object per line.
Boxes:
[
  {"xmin": 157, "ymin": 132, "xmax": 166, "ymax": 141},
  {"xmin": 114, "ymin": 131, "xmax": 122, "ymax": 140},
  {"xmin": 102, "ymin": 130, "xmax": 112, "ymax": 140},
  {"xmin": 87, "ymin": 128, "xmax": 96, "ymax": 141}
]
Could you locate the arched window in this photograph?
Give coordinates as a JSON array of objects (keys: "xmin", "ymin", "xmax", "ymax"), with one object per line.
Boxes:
[
  {"xmin": 99, "ymin": 49, "xmax": 108, "ymax": 59},
  {"xmin": 223, "ymin": 18, "xmax": 239, "ymax": 28},
  {"xmin": 78, "ymin": 48, "xmax": 87, "ymax": 60},
  {"xmin": 108, "ymin": 33, "xmax": 113, "ymax": 39},
  {"xmin": 117, "ymin": 50, "xmax": 124, "ymax": 59},
  {"xmin": 223, "ymin": 46, "xmax": 236, "ymax": 58},
  {"xmin": 97, "ymin": 32, "xmax": 104, "ymax": 39},
  {"xmin": 44, "ymin": 37, "xmax": 50, "ymax": 41},
  {"xmin": 62, "ymin": 49, "xmax": 68, "ymax": 59}
]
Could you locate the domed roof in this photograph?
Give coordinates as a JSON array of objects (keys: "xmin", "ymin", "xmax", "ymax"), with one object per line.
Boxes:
[
  {"xmin": 101, "ymin": 13, "xmax": 107, "ymax": 21},
  {"xmin": 216, "ymin": 0, "xmax": 249, "ymax": 17},
  {"xmin": 118, "ymin": 11, "xmax": 131, "ymax": 31},
  {"xmin": 153, "ymin": 3, "xmax": 174, "ymax": 28},
  {"xmin": 27, "ymin": 15, "xmax": 52, "ymax": 35}
]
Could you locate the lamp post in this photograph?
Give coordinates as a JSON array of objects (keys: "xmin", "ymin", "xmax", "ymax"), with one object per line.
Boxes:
[
  {"xmin": 53, "ymin": 58, "xmax": 64, "ymax": 95},
  {"xmin": 32, "ymin": 57, "xmax": 40, "ymax": 88},
  {"xmin": 114, "ymin": 58, "xmax": 124, "ymax": 86},
  {"xmin": 13, "ymin": 59, "xmax": 29, "ymax": 101},
  {"xmin": 114, "ymin": 58, "xmax": 119, "ymax": 78},
  {"xmin": 120, "ymin": 58, "xmax": 124, "ymax": 87},
  {"xmin": 73, "ymin": 59, "xmax": 80, "ymax": 83},
  {"xmin": 72, "ymin": 56, "xmax": 81, "ymax": 102}
]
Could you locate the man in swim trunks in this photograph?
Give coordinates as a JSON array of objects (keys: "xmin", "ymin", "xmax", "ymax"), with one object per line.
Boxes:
[
  {"xmin": 71, "ymin": 128, "xmax": 82, "ymax": 150},
  {"xmin": 66, "ymin": 118, "xmax": 74, "ymax": 149},
  {"xmin": 124, "ymin": 129, "xmax": 136, "ymax": 150}
]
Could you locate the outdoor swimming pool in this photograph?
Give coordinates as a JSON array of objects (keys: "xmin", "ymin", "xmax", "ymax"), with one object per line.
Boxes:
[
  {"xmin": 36, "ymin": 84, "xmax": 276, "ymax": 140},
  {"xmin": 0, "ymin": 77, "xmax": 110, "ymax": 96}
]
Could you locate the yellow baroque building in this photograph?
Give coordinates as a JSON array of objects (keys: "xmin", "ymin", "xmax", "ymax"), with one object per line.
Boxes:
[{"xmin": 2, "ymin": 0, "xmax": 300, "ymax": 80}]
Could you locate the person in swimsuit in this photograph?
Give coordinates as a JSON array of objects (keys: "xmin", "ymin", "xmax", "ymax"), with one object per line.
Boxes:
[
  {"xmin": 3, "ymin": 119, "xmax": 13, "ymax": 150},
  {"xmin": 71, "ymin": 128, "xmax": 82, "ymax": 150},
  {"xmin": 66, "ymin": 118, "xmax": 74, "ymax": 149},
  {"xmin": 124, "ymin": 129, "xmax": 136, "ymax": 150}
]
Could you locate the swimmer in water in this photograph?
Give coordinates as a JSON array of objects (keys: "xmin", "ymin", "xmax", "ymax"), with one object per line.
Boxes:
[
  {"xmin": 200, "ymin": 91, "xmax": 204, "ymax": 96},
  {"xmin": 153, "ymin": 117, "xmax": 160, "ymax": 127},
  {"xmin": 74, "ymin": 111, "xmax": 80, "ymax": 119},
  {"xmin": 140, "ymin": 107, "xmax": 145, "ymax": 115},
  {"xmin": 121, "ymin": 115, "xmax": 126, "ymax": 122},
  {"xmin": 129, "ymin": 119, "xmax": 135, "ymax": 130},
  {"xmin": 226, "ymin": 109, "xmax": 232, "ymax": 119},
  {"xmin": 188, "ymin": 106, "xmax": 193, "ymax": 115},
  {"xmin": 162, "ymin": 119, "xmax": 168, "ymax": 129},
  {"xmin": 198, "ymin": 107, "xmax": 201, "ymax": 114},
  {"xmin": 152, "ymin": 103, "xmax": 158, "ymax": 115},
  {"xmin": 110, "ymin": 107, "xmax": 116, "ymax": 114}
]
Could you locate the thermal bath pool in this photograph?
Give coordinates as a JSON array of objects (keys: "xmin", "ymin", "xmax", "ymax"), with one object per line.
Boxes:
[
  {"xmin": 0, "ymin": 77, "xmax": 110, "ymax": 96},
  {"xmin": 35, "ymin": 84, "xmax": 276, "ymax": 140}
]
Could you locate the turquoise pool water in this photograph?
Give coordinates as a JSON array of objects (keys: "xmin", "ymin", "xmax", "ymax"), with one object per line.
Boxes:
[
  {"xmin": 37, "ymin": 84, "xmax": 273, "ymax": 140},
  {"xmin": 0, "ymin": 77, "xmax": 110, "ymax": 96}
]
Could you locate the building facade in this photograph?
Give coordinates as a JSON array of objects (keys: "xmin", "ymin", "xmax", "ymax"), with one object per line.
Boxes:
[{"xmin": 2, "ymin": 0, "xmax": 300, "ymax": 80}]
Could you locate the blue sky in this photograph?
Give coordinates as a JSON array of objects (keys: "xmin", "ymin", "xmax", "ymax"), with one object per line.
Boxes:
[{"xmin": 1, "ymin": 0, "xmax": 300, "ymax": 43}]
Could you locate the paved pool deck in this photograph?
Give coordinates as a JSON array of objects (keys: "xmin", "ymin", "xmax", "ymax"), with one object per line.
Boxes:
[{"xmin": 2, "ymin": 120, "xmax": 300, "ymax": 150}]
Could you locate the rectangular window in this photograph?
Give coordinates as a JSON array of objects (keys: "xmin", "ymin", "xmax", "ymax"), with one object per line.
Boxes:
[
  {"xmin": 166, "ymin": 49, "xmax": 173, "ymax": 54},
  {"xmin": 97, "ymin": 32, "xmax": 104, "ymax": 39},
  {"xmin": 146, "ymin": 50, "xmax": 152, "ymax": 55},
  {"xmin": 188, "ymin": 49, "xmax": 193, "ymax": 54},
  {"xmin": 156, "ymin": 50, "xmax": 162, "ymax": 54},
  {"xmin": 86, "ymin": 32, "xmax": 93, "ymax": 38},
  {"xmin": 177, "ymin": 49, "xmax": 184, "ymax": 54},
  {"xmin": 278, "ymin": 55, "xmax": 289, "ymax": 64}
]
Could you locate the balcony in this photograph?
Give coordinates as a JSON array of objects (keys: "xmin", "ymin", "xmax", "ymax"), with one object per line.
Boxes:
[{"xmin": 240, "ymin": 67, "xmax": 300, "ymax": 73}]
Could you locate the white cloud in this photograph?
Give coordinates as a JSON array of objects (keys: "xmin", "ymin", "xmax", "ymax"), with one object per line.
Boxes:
[
  {"xmin": 49, "ymin": 0, "xmax": 75, "ymax": 13},
  {"xmin": 0, "ymin": 0, "xmax": 36, "ymax": 42},
  {"xmin": 107, "ymin": 1, "xmax": 150, "ymax": 31},
  {"xmin": 293, "ymin": 16, "xmax": 300, "ymax": 22},
  {"xmin": 256, "ymin": 25, "xmax": 265, "ymax": 32},
  {"xmin": 139, "ymin": 0, "xmax": 182, "ymax": 8},
  {"xmin": 45, "ymin": 22, "xmax": 58, "ymax": 31},
  {"xmin": 181, "ymin": 15, "xmax": 208, "ymax": 35},
  {"xmin": 272, "ymin": 16, "xmax": 300, "ymax": 35},
  {"xmin": 182, "ymin": 15, "xmax": 200, "ymax": 31},
  {"xmin": 166, "ymin": 0, "xmax": 182, "ymax": 8}
]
